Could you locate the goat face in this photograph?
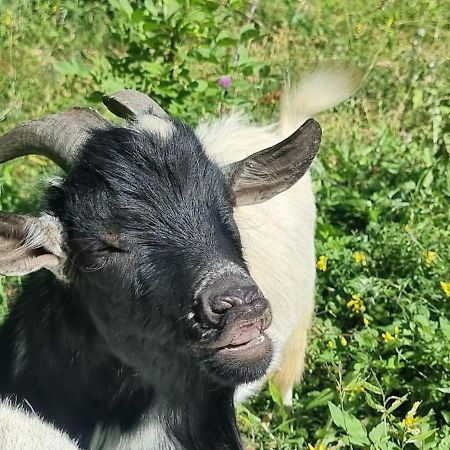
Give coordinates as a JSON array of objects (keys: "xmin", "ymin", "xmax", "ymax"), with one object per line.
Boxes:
[
  {"xmin": 58, "ymin": 121, "xmax": 273, "ymax": 385},
  {"xmin": 0, "ymin": 91, "xmax": 321, "ymax": 388}
]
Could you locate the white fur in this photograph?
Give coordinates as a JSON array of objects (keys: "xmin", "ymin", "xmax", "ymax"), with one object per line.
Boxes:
[
  {"xmin": 0, "ymin": 401, "xmax": 79, "ymax": 449},
  {"xmin": 91, "ymin": 412, "xmax": 176, "ymax": 450},
  {"xmin": 136, "ymin": 115, "xmax": 174, "ymax": 139}
]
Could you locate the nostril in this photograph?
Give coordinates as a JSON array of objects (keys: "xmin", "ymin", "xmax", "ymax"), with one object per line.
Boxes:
[{"xmin": 210, "ymin": 298, "xmax": 234, "ymax": 314}]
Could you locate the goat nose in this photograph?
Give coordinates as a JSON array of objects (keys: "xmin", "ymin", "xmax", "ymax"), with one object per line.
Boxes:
[{"xmin": 200, "ymin": 285, "xmax": 266, "ymax": 326}]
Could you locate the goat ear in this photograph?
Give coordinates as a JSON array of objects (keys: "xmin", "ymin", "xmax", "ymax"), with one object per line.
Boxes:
[
  {"xmin": 224, "ymin": 119, "xmax": 321, "ymax": 206},
  {"xmin": 0, "ymin": 212, "xmax": 66, "ymax": 276}
]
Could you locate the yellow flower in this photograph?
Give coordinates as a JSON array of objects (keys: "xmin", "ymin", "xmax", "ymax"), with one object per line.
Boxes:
[
  {"xmin": 317, "ymin": 255, "xmax": 327, "ymax": 272},
  {"xmin": 403, "ymin": 415, "xmax": 419, "ymax": 427},
  {"xmin": 363, "ymin": 316, "xmax": 369, "ymax": 326},
  {"xmin": 404, "ymin": 224, "xmax": 412, "ymax": 233},
  {"xmin": 394, "ymin": 326, "xmax": 400, "ymax": 336},
  {"xmin": 327, "ymin": 340, "xmax": 335, "ymax": 349},
  {"xmin": 403, "ymin": 401, "xmax": 421, "ymax": 429},
  {"xmin": 4, "ymin": 11, "xmax": 12, "ymax": 28},
  {"xmin": 52, "ymin": 4, "xmax": 60, "ymax": 13},
  {"xmin": 308, "ymin": 443, "xmax": 325, "ymax": 450},
  {"xmin": 441, "ymin": 281, "xmax": 450, "ymax": 297},
  {"xmin": 340, "ymin": 336, "xmax": 348, "ymax": 346},
  {"xmin": 386, "ymin": 17, "xmax": 394, "ymax": 27},
  {"xmin": 382, "ymin": 331, "xmax": 393, "ymax": 343},
  {"xmin": 423, "ymin": 250, "xmax": 438, "ymax": 265},
  {"xmin": 347, "ymin": 294, "xmax": 366, "ymax": 314},
  {"xmin": 353, "ymin": 251, "xmax": 367, "ymax": 266},
  {"xmin": 355, "ymin": 22, "xmax": 364, "ymax": 36}
]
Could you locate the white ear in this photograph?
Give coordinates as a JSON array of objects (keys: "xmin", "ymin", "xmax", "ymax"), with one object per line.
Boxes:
[
  {"xmin": 0, "ymin": 212, "xmax": 66, "ymax": 277},
  {"xmin": 224, "ymin": 119, "xmax": 321, "ymax": 206}
]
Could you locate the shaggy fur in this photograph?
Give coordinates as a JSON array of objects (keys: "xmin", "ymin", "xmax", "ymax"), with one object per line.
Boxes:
[{"xmin": 0, "ymin": 401, "xmax": 78, "ymax": 449}]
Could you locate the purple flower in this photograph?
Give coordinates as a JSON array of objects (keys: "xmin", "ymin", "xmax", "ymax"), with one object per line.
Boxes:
[{"xmin": 218, "ymin": 75, "xmax": 232, "ymax": 89}]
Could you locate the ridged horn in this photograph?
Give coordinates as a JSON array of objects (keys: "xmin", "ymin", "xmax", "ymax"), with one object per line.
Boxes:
[
  {"xmin": 0, "ymin": 108, "xmax": 110, "ymax": 171},
  {"xmin": 103, "ymin": 90, "xmax": 168, "ymax": 120}
]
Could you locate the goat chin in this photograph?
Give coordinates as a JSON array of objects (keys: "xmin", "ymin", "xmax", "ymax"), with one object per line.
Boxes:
[
  {"xmin": 197, "ymin": 65, "xmax": 361, "ymax": 406},
  {"xmin": 0, "ymin": 400, "xmax": 79, "ymax": 450}
]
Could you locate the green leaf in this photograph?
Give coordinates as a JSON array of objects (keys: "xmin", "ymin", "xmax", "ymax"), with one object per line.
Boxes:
[
  {"xmin": 163, "ymin": 0, "xmax": 182, "ymax": 20},
  {"xmin": 239, "ymin": 23, "xmax": 260, "ymax": 42},
  {"xmin": 369, "ymin": 422, "xmax": 388, "ymax": 445},
  {"xmin": 406, "ymin": 429, "xmax": 435, "ymax": 443},
  {"xmin": 362, "ymin": 381, "xmax": 383, "ymax": 395},
  {"xmin": 141, "ymin": 62, "xmax": 164, "ymax": 76},
  {"xmin": 216, "ymin": 30, "xmax": 237, "ymax": 46},
  {"xmin": 422, "ymin": 169, "xmax": 434, "ymax": 189},
  {"xmin": 412, "ymin": 89, "xmax": 423, "ymax": 109},
  {"xmin": 442, "ymin": 411, "xmax": 450, "ymax": 424},
  {"xmin": 268, "ymin": 380, "xmax": 283, "ymax": 408},
  {"xmin": 108, "ymin": 0, "xmax": 133, "ymax": 19},
  {"xmin": 328, "ymin": 402, "xmax": 370, "ymax": 446},
  {"xmin": 440, "ymin": 318, "xmax": 450, "ymax": 339},
  {"xmin": 305, "ymin": 388, "xmax": 335, "ymax": 410},
  {"xmin": 194, "ymin": 79, "xmax": 208, "ymax": 93},
  {"xmin": 386, "ymin": 394, "xmax": 408, "ymax": 414},
  {"xmin": 365, "ymin": 392, "xmax": 385, "ymax": 412}
]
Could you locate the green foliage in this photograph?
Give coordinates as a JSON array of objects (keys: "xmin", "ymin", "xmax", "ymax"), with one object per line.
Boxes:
[
  {"xmin": 1, "ymin": 0, "xmax": 449, "ymax": 448},
  {"xmin": 53, "ymin": 0, "xmax": 276, "ymax": 122}
]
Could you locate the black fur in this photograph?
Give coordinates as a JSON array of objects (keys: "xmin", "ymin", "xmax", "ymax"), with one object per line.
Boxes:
[{"xmin": 0, "ymin": 119, "xmax": 271, "ymax": 449}]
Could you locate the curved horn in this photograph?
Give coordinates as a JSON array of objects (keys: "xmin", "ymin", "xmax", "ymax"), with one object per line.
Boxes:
[
  {"xmin": 103, "ymin": 90, "xmax": 168, "ymax": 120},
  {"xmin": 0, "ymin": 108, "xmax": 110, "ymax": 171}
]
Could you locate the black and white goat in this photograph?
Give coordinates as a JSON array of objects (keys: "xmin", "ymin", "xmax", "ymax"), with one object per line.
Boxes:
[{"xmin": 0, "ymin": 67, "xmax": 359, "ymax": 449}]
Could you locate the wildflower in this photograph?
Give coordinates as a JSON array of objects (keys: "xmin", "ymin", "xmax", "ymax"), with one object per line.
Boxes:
[
  {"xmin": 317, "ymin": 255, "xmax": 327, "ymax": 271},
  {"xmin": 218, "ymin": 75, "xmax": 232, "ymax": 89},
  {"xmin": 308, "ymin": 443, "xmax": 324, "ymax": 450},
  {"xmin": 340, "ymin": 336, "xmax": 348, "ymax": 346},
  {"xmin": 353, "ymin": 251, "xmax": 367, "ymax": 266},
  {"xmin": 423, "ymin": 250, "xmax": 438, "ymax": 265},
  {"xmin": 441, "ymin": 281, "xmax": 450, "ymax": 297},
  {"xmin": 326, "ymin": 340, "xmax": 335, "ymax": 349},
  {"xmin": 52, "ymin": 4, "xmax": 60, "ymax": 13},
  {"xmin": 347, "ymin": 293, "xmax": 366, "ymax": 314},
  {"xmin": 386, "ymin": 17, "xmax": 394, "ymax": 27},
  {"xmin": 403, "ymin": 401, "xmax": 421, "ymax": 429},
  {"xmin": 403, "ymin": 415, "xmax": 419, "ymax": 427},
  {"xmin": 404, "ymin": 224, "xmax": 411, "ymax": 233},
  {"xmin": 363, "ymin": 316, "xmax": 369, "ymax": 326},
  {"xmin": 355, "ymin": 22, "xmax": 364, "ymax": 36},
  {"xmin": 382, "ymin": 331, "xmax": 393, "ymax": 343},
  {"xmin": 4, "ymin": 11, "xmax": 12, "ymax": 28}
]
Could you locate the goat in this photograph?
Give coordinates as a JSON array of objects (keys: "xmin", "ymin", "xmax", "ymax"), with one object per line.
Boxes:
[{"xmin": 0, "ymin": 67, "xmax": 358, "ymax": 449}]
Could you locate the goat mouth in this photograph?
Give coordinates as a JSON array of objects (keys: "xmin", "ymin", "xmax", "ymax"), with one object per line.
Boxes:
[
  {"xmin": 218, "ymin": 331, "xmax": 268, "ymax": 356},
  {"xmin": 214, "ymin": 310, "xmax": 272, "ymax": 359}
]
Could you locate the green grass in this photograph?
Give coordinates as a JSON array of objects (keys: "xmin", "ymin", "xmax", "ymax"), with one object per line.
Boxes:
[{"xmin": 1, "ymin": 0, "xmax": 449, "ymax": 448}]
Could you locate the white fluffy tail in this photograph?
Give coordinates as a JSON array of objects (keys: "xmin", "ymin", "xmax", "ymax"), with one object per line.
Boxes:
[{"xmin": 280, "ymin": 65, "xmax": 362, "ymax": 136}]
